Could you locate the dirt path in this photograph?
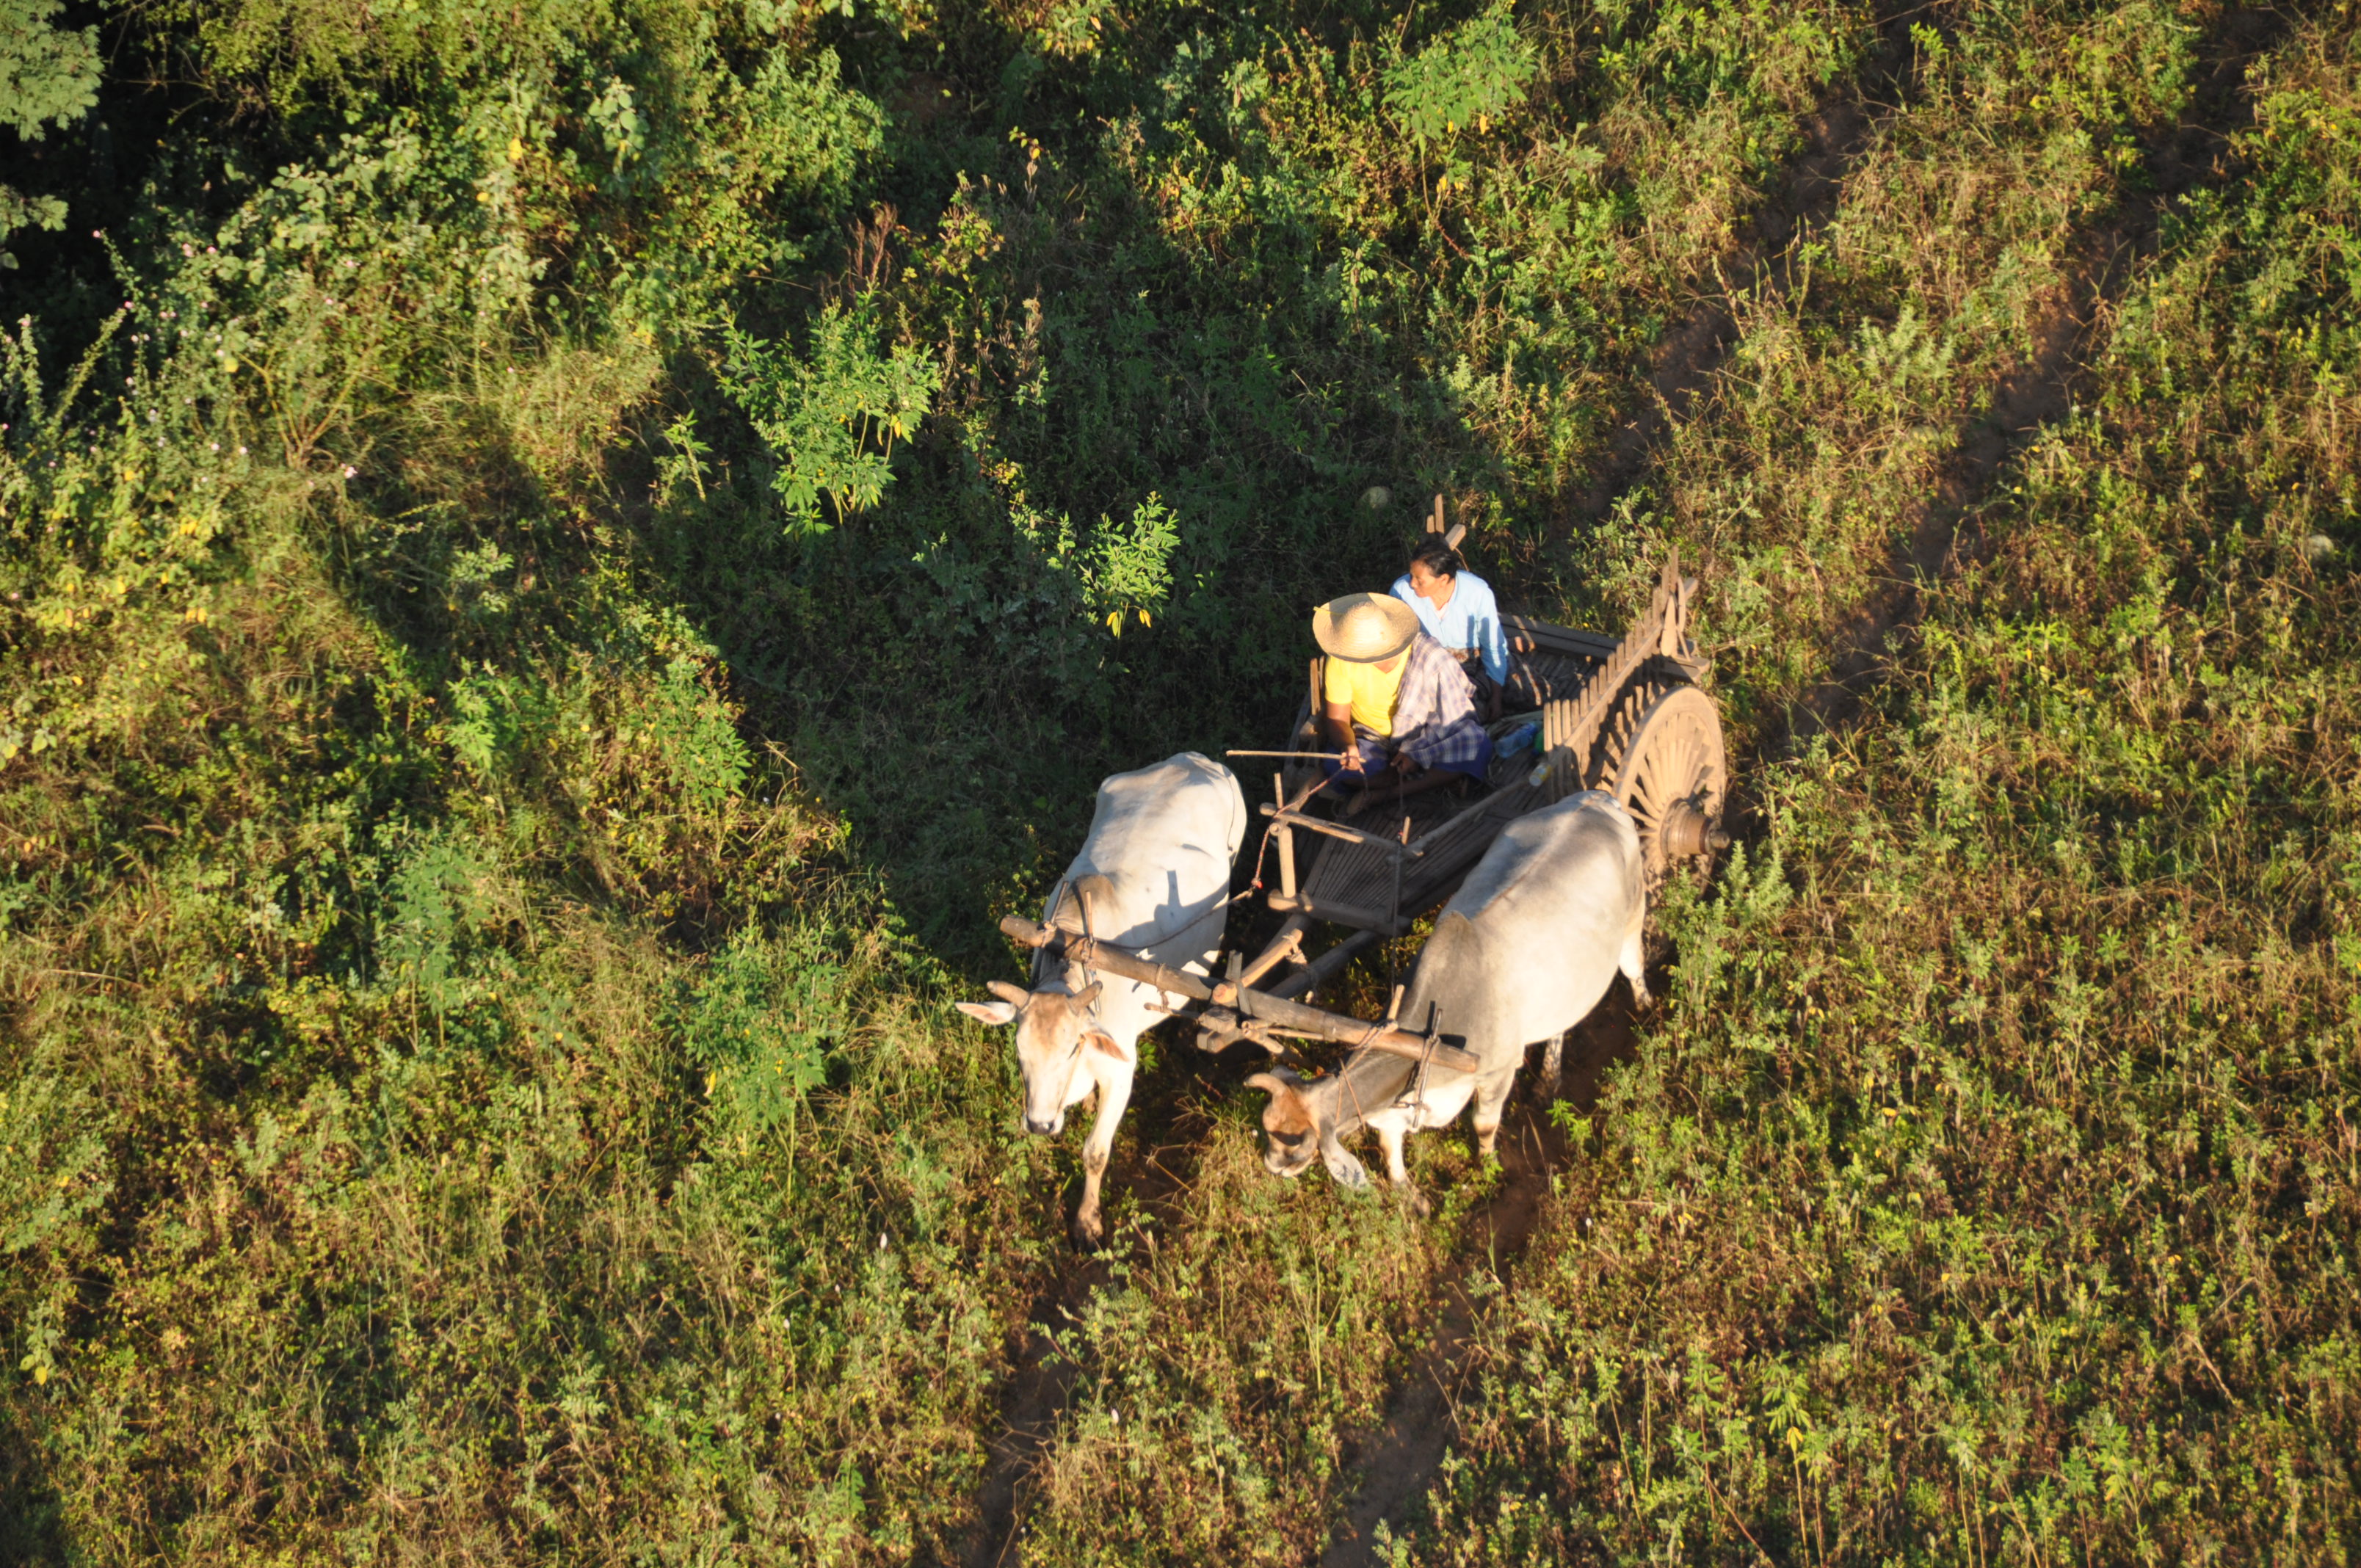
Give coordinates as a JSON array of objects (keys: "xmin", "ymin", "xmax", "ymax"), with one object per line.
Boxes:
[
  {"xmin": 945, "ymin": 874, "xmax": 1385, "ymax": 1567},
  {"xmin": 1316, "ymin": 991, "xmax": 1641, "ymax": 1568},
  {"xmin": 951, "ymin": 1068, "xmax": 1216, "ymax": 1568},
  {"xmin": 1258, "ymin": 28, "xmax": 1923, "ymax": 1561},
  {"xmin": 1802, "ymin": 2, "xmax": 2291, "ymax": 733},
  {"xmin": 1564, "ymin": 5, "xmax": 1921, "ymax": 529},
  {"xmin": 1308, "ymin": 29, "xmax": 1925, "ymax": 1560}
]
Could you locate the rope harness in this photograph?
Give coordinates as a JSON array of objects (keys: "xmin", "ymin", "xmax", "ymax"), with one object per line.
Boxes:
[
  {"xmin": 1338, "ymin": 1056, "xmax": 1373, "ymax": 1146},
  {"xmin": 1401, "ymin": 1004, "xmax": 1440, "ymax": 1116},
  {"xmin": 1335, "ymin": 1004, "xmax": 1413, "ymax": 1142}
]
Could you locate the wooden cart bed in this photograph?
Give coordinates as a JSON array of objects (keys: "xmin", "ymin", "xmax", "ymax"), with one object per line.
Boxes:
[{"xmin": 1260, "ymin": 557, "xmax": 1720, "ymax": 939}]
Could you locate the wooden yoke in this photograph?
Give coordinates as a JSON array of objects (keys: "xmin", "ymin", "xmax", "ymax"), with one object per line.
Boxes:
[{"xmin": 998, "ymin": 915, "xmax": 1479, "ymax": 1073}]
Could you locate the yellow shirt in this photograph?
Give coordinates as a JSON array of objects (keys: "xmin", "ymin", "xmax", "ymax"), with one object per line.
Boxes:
[{"xmin": 1324, "ymin": 655, "xmax": 1406, "ymax": 737}]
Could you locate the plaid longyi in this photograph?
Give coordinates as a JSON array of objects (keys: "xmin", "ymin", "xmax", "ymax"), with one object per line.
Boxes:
[{"xmin": 1389, "ymin": 633, "xmax": 1493, "ymax": 778}]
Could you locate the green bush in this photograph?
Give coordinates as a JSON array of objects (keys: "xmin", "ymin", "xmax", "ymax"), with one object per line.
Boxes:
[
  {"xmin": 1384, "ymin": 3, "xmax": 1541, "ymax": 145},
  {"xmin": 724, "ymin": 303, "xmax": 942, "ymax": 533},
  {"xmin": 0, "ymin": 0, "xmax": 99, "ymax": 260}
]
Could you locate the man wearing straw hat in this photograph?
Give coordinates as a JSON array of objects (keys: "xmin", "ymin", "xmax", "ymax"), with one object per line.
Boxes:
[{"xmin": 1312, "ymin": 592, "xmax": 1495, "ymax": 814}]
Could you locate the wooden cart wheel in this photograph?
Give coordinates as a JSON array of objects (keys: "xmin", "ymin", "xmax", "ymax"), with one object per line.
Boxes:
[{"xmin": 1607, "ymin": 683, "xmax": 1726, "ymax": 886}]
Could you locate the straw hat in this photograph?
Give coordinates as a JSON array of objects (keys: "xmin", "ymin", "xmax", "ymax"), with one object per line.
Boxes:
[{"xmin": 1313, "ymin": 592, "xmax": 1419, "ymax": 663}]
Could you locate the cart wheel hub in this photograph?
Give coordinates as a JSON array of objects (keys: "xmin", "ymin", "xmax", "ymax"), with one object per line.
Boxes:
[{"xmin": 1659, "ymin": 799, "xmax": 1713, "ymax": 862}]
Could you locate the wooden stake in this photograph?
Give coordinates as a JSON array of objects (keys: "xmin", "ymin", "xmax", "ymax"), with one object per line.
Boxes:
[{"xmin": 1274, "ymin": 773, "xmax": 1297, "ymax": 899}]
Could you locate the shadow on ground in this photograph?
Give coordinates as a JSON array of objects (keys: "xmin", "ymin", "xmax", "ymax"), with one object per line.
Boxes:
[
  {"xmin": 1802, "ymin": 2, "xmax": 2293, "ymax": 737},
  {"xmin": 1315, "ymin": 973, "xmax": 1647, "ymax": 1568}
]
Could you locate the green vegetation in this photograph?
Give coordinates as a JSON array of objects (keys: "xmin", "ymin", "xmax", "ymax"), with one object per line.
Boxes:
[
  {"xmin": 1, "ymin": 0, "xmax": 2354, "ymax": 1563},
  {"xmin": 0, "ymin": 0, "xmax": 101, "ymax": 260},
  {"xmin": 1422, "ymin": 17, "xmax": 2361, "ymax": 1560}
]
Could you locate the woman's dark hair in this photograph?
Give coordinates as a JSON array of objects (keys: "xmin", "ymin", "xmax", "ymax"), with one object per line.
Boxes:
[{"xmin": 1407, "ymin": 535, "xmax": 1463, "ymax": 578}]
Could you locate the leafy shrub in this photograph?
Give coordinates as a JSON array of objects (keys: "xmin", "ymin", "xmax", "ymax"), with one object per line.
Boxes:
[
  {"xmin": 0, "ymin": 0, "xmax": 98, "ymax": 258},
  {"xmin": 682, "ymin": 923, "xmax": 838, "ymax": 1142},
  {"xmin": 723, "ymin": 305, "xmax": 942, "ymax": 534},
  {"xmin": 1383, "ymin": 3, "xmax": 1540, "ymax": 143}
]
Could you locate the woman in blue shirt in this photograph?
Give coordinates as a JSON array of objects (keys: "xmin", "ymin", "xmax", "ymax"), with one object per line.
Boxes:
[{"xmin": 1392, "ymin": 536, "xmax": 1512, "ymax": 719}]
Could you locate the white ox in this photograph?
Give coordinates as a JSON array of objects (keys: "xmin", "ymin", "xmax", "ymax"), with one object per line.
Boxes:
[
  {"xmin": 1249, "ymin": 790, "xmax": 1648, "ymax": 1209},
  {"xmin": 960, "ymin": 752, "xmax": 1247, "ymax": 1244}
]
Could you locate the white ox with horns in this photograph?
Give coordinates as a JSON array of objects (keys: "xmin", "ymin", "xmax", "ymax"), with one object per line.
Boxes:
[
  {"xmin": 1248, "ymin": 790, "xmax": 1648, "ymax": 1210},
  {"xmin": 961, "ymin": 752, "xmax": 1247, "ymax": 1245}
]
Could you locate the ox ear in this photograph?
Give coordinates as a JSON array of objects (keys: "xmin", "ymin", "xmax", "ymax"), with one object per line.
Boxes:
[
  {"xmin": 985, "ymin": 980, "xmax": 1031, "ymax": 1008},
  {"xmin": 1321, "ymin": 1135, "xmax": 1373, "ymax": 1191},
  {"xmin": 1085, "ymin": 1030, "xmax": 1129, "ymax": 1062},
  {"xmin": 957, "ymin": 999, "xmax": 1020, "ymax": 1028}
]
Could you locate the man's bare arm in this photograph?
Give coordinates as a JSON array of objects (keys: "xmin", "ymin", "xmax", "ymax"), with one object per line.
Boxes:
[{"xmin": 1321, "ymin": 699, "xmax": 1355, "ymax": 755}]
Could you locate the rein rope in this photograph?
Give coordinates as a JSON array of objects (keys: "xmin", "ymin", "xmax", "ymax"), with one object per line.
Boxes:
[{"xmin": 1336, "ymin": 1011, "xmax": 1399, "ymax": 1139}]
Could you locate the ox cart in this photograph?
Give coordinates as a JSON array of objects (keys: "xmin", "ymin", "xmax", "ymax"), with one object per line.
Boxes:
[
  {"xmin": 998, "ymin": 549, "xmax": 1730, "ymax": 1073},
  {"xmin": 1194, "ymin": 548, "xmax": 1728, "ymax": 1056}
]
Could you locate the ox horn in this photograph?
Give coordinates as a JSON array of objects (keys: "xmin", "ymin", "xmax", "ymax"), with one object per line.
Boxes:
[
  {"xmin": 1073, "ymin": 981, "xmax": 1103, "ymax": 1007},
  {"xmin": 985, "ymin": 980, "xmax": 1030, "ymax": 1007}
]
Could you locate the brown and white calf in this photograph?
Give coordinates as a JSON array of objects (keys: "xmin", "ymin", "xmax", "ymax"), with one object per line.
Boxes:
[
  {"xmin": 960, "ymin": 752, "xmax": 1246, "ymax": 1244},
  {"xmin": 1249, "ymin": 790, "xmax": 1648, "ymax": 1210}
]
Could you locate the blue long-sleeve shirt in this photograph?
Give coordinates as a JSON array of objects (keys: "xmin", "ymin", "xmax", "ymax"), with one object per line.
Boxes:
[{"xmin": 1391, "ymin": 571, "xmax": 1508, "ymax": 685}]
